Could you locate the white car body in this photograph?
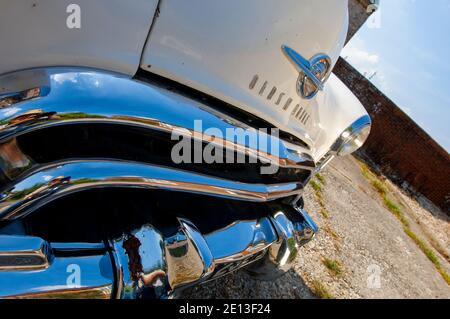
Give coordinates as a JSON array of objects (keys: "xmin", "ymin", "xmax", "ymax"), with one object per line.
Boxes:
[
  {"xmin": 0, "ymin": 0, "xmax": 373, "ymax": 299},
  {"xmin": 0, "ymin": 0, "xmax": 367, "ymax": 162}
]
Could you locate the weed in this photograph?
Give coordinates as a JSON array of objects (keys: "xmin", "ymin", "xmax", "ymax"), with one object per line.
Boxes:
[
  {"xmin": 371, "ymin": 179, "xmax": 387, "ymax": 196},
  {"xmin": 310, "ymin": 180, "xmax": 322, "ymax": 192},
  {"xmin": 358, "ymin": 160, "xmax": 450, "ymax": 286},
  {"xmin": 383, "ymin": 197, "xmax": 409, "ymax": 227},
  {"xmin": 316, "ymin": 173, "xmax": 326, "ymax": 185},
  {"xmin": 323, "ymin": 225, "xmax": 339, "ymax": 240},
  {"xmin": 311, "ymin": 280, "xmax": 334, "ymax": 299},
  {"xmin": 322, "ymin": 258, "xmax": 343, "ymax": 277},
  {"xmin": 320, "ymin": 208, "xmax": 330, "ymax": 219}
]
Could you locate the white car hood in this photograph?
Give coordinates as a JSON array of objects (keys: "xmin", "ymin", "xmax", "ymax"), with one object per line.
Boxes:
[{"xmin": 140, "ymin": 0, "xmax": 368, "ymax": 161}]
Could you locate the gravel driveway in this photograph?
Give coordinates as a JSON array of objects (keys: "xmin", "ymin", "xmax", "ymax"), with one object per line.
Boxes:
[{"xmin": 182, "ymin": 156, "xmax": 450, "ymax": 299}]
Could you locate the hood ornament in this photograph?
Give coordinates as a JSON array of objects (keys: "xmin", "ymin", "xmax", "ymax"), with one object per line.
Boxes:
[{"xmin": 282, "ymin": 45, "xmax": 332, "ymax": 100}]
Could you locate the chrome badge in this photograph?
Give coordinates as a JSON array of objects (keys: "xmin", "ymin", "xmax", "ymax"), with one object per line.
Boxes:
[{"xmin": 282, "ymin": 45, "xmax": 332, "ymax": 100}]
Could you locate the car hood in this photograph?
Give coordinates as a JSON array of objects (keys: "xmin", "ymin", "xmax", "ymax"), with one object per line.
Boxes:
[{"xmin": 140, "ymin": 0, "xmax": 368, "ymax": 161}]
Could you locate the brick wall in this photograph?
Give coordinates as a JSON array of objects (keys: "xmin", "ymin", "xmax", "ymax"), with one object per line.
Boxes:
[
  {"xmin": 334, "ymin": 58, "xmax": 450, "ymax": 213},
  {"xmin": 347, "ymin": 0, "xmax": 372, "ymax": 43}
]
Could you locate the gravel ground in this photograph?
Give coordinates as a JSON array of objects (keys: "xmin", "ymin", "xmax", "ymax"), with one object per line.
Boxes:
[{"xmin": 182, "ymin": 156, "xmax": 450, "ymax": 299}]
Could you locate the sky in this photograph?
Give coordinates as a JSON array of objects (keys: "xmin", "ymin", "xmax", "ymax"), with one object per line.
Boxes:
[{"xmin": 341, "ymin": 0, "xmax": 450, "ymax": 152}]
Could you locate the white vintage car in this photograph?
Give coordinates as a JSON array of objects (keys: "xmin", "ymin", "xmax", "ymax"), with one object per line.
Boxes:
[{"xmin": 0, "ymin": 0, "xmax": 371, "ymax": 298}]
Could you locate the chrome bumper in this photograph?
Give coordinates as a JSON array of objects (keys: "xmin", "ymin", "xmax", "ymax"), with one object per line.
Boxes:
[{"xmin": 0, "ymin": 207, "xmax": 317, "ymax": 299}]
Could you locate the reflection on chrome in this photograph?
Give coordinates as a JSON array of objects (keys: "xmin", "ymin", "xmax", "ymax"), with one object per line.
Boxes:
[
  {"xmin": 245, "ymin": 209, "xmax": 318, "ymax": 280},
  {"xmin": 204, "ymin": 218, "xmax": 277, "ymax": 263},
  {"xmin": 0, "ymin": 138, "xmax": 32, "ymax": 179},
  {"xmin": 168, "ymin": 219, "xmax": 215, "ymax": 288},
  {"xmin": 111, "ymin": 225, "xmax": 169, "ymax": 299},
  {"xmin": 0, "ymin": 235, "xmax": 51, "ymax": 271},
  {"xmin": 0, "ymin": 68, "xmax": 315, "ymax": 171},
  {"xmin": 0, "ymin": 208, "xmax": 317, "ymax": 298},
  {"xmin": 0, "ymin": 160, "xmax": 303, "ymax": 221},
  {"xmin": 0, "ymin": 87, "xmax": 49, "ymax": 108},
  {"xmin": 0, "ymin": 245, "xmax": 114, "ymax": 299},
  {"xmin": 108, "ymin": 209, "xmax": 316, "ymax": 298}
]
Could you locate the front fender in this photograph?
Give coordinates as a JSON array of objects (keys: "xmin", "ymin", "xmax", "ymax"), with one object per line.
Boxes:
[{"xmin": 312, "ymin": 74, "xmax": 370, "ymax": 160}]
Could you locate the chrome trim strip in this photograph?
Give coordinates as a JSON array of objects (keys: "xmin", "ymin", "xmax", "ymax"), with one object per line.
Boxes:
[
  {"xmin": 0, "ymin": 68, "xmax": 315, "ymax": 171},
  {"xmin": 0, "ymin": 235, "xmax": 50, "ymax": 271},
  {"xmin": 314, "ymin": 152, "xmax": 335, "ymax": 172},
  {"xmin": 0, "ymin": 159, "xmax": 303, "ymax": 221},
  {"xmin": 51, "ymin": 242, "xmax": 107, "ymax": 252}
]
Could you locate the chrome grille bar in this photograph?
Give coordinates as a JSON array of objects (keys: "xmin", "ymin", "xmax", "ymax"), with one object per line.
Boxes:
[
  {"xmin": 0, "ymin": 159, "xmax": 303, "ymax": 221},
  {"xmin": 0, "ymin": 68, "xmax": 315, "ymax": 171}
]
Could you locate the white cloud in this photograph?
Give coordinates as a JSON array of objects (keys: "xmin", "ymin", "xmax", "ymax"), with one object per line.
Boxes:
[
  {"xmin": 340, "ymin": 41, "xmax": 389, "ymax": 92},
  {"xmin": 52, "ymin": 73, "xmax": 78, "ymax": 84},
  {"xmin": 1, "ymin": 106, "xmax": 21, "ymax": 117},
  {"xmin": 341, "ymin": 46, "xmax": 379, "ymax": 66}
]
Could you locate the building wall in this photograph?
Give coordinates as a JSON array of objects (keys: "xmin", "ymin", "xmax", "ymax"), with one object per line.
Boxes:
[
  {"xmin": 347, "ymin": 0, "xmax": 374, "ymax": 43},
  {"xmin": 334, "ymin": 58, "xmax": 450, "ymax": 213}
]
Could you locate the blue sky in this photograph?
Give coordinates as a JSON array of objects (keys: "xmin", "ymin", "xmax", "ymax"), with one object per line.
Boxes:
[{"xmin": 341, "ymin": 0, "xmax": 450, "ymax": 152}]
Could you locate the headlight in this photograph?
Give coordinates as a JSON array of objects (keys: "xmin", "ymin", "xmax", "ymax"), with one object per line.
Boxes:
[{"xmin": 332, "ymin": 115, "xmax": 372, "ymax": 156}]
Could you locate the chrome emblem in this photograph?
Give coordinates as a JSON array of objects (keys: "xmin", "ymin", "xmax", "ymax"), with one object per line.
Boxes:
[{"xmin": 282, "ymin": 45, "xmax": 331, "ymax": 100}]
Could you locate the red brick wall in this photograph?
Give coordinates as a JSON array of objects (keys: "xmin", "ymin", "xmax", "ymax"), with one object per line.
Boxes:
[
  {"xmin": 347, "ymin": 0, "xmax": 372, "ymax": 44},
  {"xmin": 334, "ymin": 57, "xmax": 450, "ymax": 213}
]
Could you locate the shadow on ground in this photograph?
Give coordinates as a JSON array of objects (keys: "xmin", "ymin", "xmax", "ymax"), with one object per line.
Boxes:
[{"xmin": 181, "ymin": 269, "xmax": 316, "ymax": 299}]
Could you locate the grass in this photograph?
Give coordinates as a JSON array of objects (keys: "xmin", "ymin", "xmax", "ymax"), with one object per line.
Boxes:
[
  {"xmin": 322, "ymin": 258, "xmax": 343, "ymax": 277},
  {"xmin": 404, "ymin": 227, "xmax": 439, "ymax": 265},
  {"xmin": 359, "ymin": 161, "xmax": 373, "ymax": 180},
  {"xmin": 311, "ymin": 280, "xmax": 334, "ymax": 299},
  {"xmin": 310, "ymin": 176, "xmax": 329, "ymax": 219},
  {"xmin": 316, "ymin": 173, "xmax": 326, "ymax": 185},
  {"xmin": 438, "ymin": 268, "xmax": 450, "ymax": 285},
  {"xmin": 383, "ymin": 197, "xmax": 409, "ymax": 227},
  {"xmin": 358, "ymin": 160, "xmax": 408, "ymax": 227},
  {"xmin": 323, "ymin": 225, "xmax": 340, "ymax": 241},
  {"xmin": 320, "ymin": 208, "xmax": 330, "ymax": 219},
  {"xmin": 310, "ymin": 174, "xmax": 341, "ymax": 248},
  {"xmin": 371, "ymin": 179, "xmax": 387, "ymax": 196},
  {"xmin": 358, "ymin": 160, "xmax": 450, "ymax": 286},
  {"xmin": 403, "ymin": 227, "xmax": 450, "ymax": 285},
  {"xmin": 310, "ymin": 179, "xmax": 322, "ymax": 192}
]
